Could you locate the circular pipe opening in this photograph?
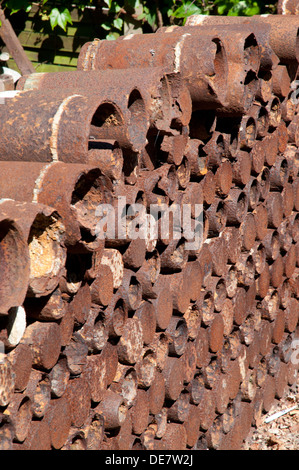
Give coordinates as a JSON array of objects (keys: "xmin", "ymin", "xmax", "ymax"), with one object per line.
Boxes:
[
  {"xmin": 279, "ymin": 158, "xmax": 289, "ymax": 184},
  {"xmin": 216, "ymin": 200, "xmax": 227, "ymax": 229},
  {"xmin": 128, "ymin": 275, "xmax": 142, "ymax": 310},
  {"xmin": 151, "ymin": 75, "xmax": 172, "ymax": 125},
  {"xmin": 271, "ymin": 230, "xmax": 280, "ymax": 260},
  {"xmin": 244, "ymin": 33, "xmax": 260, "ymax": 73},
  {"xmin": 127, "ymin": 89, "xmax": 149, "ymax": 150},
  {"xmin": 255, "ymin": 243, "xmax": 266, "ymax": 273},
  {"xmin": 249, "ymin": 179, "xmax": 260, "ymax": 208},
  {"xmin": 91, "ymin": 102, "xmax": 123, "ymax": 129},
  {"xmin": 269, "ymin": 96, "xmax": 281, "ymax": 128},
  {"xmin": 236, "ymin": 191, "xmax": 248, "ymax": 219},
  {"xmin": 211, "ymin": 38, "xmax": 228, "ymax": 104},
  {"xmin": 245, "ymin": 117, "xmax": 256, "ymax": 147},
  {"xmin": 27, "ymin": 212, "xmax": 65, "ymax": 295},
  {"xmin": 257, "ymin": 106, "xmax": 269, "ymax": 137},
  {"xmin": 89, "ymin": 102, "xmax": 125, "ymax": 148},
  {"xmin": 244, "ymin": 71, "xmax": 258, "ymax": 110},
  {"xmin": 71, "ymin": 169, "xmax": 113, "ymax": 245}
]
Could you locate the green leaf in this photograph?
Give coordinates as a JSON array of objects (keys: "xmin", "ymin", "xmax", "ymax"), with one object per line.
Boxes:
[
  {"xmin": 103, "ymin": 0, "xmax": 112, "ymax": 8},
  {"xmin": 58, "ymin": 8, "xmax": 73, "ymax": 31},
  {"xmin": 244, "ymin": 3, "xmax": 260, "ymax": 15},
  {"xmin": 49, "ymin": 7, "xmax": 72, "ymax": 32},
  {"xmin": 49, "ymin": 7, "xmax": 60, "ymax": 29},
  {"xmin": 139, "ymin": 5, "xmax": 156, "ymax": 27},
  {"xmin": 217, "ymin": 4, "xmax": 228, "ymax": 15},
  {"xmin": 113, "ymin": 17, "xmax": 123, "ymax": 30},
  {"xmin": 172, "ymin": 2, "xmax": 203, "ymax": 19},
  {"xmin": 110, "ymin": 3, "xmax": 121, "ymax": 14},
  {"xmin": 106, "ymin": 31, "xmax": 120, "ymax": 40},
  {"xmin": 101, "ymin": 22, "xmax": 111, "ymax": 31}
]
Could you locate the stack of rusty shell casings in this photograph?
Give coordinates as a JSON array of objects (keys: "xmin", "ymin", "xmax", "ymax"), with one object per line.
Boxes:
[{"xmin": 0, "ymin": 14, "xmax": 298, "ymax": 451}]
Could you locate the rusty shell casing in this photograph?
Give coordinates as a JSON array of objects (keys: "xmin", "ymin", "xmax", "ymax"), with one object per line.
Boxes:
[
  {"xmin": 17, "ymin": 67, "xmax": 184, "ymax": 134},
  {"xmin": 16, "ymin": 72, "xmax": 150, "ymax": 153},
  {"xmin": 185, "ymin": 20, "xmax": 276, "ymax": 71},
  {"xmin": 0, "ymin": 161, "xmax": 113, "ymax": 251},
  {"xmin": 135, "ymin": 26, "xmax": 255, "ymax": 116},
  {"xmin": 185, "ymin": 14, "xmax": 299, "ymax": 64},
  {"xmin": 0, "ymin": 199, "xmax": 66, "ymax": 297},
  {"xmin": 78, "ymin": 29, "xmax": 229, "ymax": 110},
  {"xmin": 0, "ymin": 205, "xmax": 30, "ymax": 314},
  {"xmin": 183, "ymin": 24, "xmax": 262, "ymax": 115},
  {"xmin": 21, "ymin": 321, "xmax": 62, "ymax": 371},
  {"xmin": 0, "ymin": 87, "xmax": 147, "ymax": 161}
]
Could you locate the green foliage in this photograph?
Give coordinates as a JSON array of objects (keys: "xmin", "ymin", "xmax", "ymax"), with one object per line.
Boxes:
[
  {"xmin": 214, "ymin": 0, "xmax": 262, "ymax": 16},
  {"xmin": 1, "ymin": 0, "xmax": 278, "ymax": 37}
]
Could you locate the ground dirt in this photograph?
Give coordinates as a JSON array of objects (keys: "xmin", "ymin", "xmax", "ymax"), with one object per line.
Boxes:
[{"xmin": 243, "ymin": 378, "xmax": 299, "ymax": 450}]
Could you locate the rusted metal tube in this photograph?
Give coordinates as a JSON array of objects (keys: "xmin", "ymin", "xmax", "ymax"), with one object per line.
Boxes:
[
  {"xmin": 256, "ymin": 71, "xmax": 273, "ymax": 103},
  {"xmin": 7, "ymin": 343, "xmax": 32, "ymax": 393},
  {"xmin": 249, "ymin": 104, "xmax": 270, "ymax": 140},
  {"xmin": 104, "ymin": 292, "xmax": 128, "ymax": 339},
  {"xmin": 266, "ymin": 192, "xmax": 284, "ymax": 229},
  {"xmin": 44, "ymin": 396, "xmax": 72, "ymax": 450},
  {"xmin": 135, "ymin": 346, "xmax": 157, "ymax": 389},
  {"xmin": 147, "ymin": 370, "xmax": 165, "ymax": 416},
  {"xmin": 232, "ymin": 150, "xmax": 252, "ymax": 185},
  {"xmin": 17, "ymin": 68, "xmax": 187, "ymax": 135},
  {"xmin": 65, "ymin": 377, "xmax": 91, "ymax": 428},
  {"xmin": 257, "ymin": 166, "xmax": 270, "ymax": 202},
  {"xmin": 0, "ymin": 353, "xmax": 15, "ymax": 407},
  {"xmin": 206, "ymin": 198, "xmax": 227, "ymax": 237},
  {"xmin": 96, "ymin": 389, "xmax": 127, "ymax": 430},
  {"xmin": 165, "ymin": 26, "xmax": 262, "ymax": 117},
  {"xmin": 6, "ymin": 394, "xmax": 32, "ymax": 443},
  {"xmin": 253, "ymin": 202, "xmax": 268, "ymax": 241},
  {"xmin": 0, "ymin": 161, "xmax": 113, "ymax": 251},
  {"xmin": 272, "ymin": 65, "xmax": 292, "ymax": 98},
  {"xmin": 135, "ymin": 301, "xmax": 156, "ymax": 346},
  {"xmin": 162, "ymin": 356, "xmax": 184, "ymax": 401},
  {"xmin": 267, "ymin": 96, "xmax": 282, "ymax": 130},
  {"xmin": 224, "ymin": 187, "xmax": 248, "ymax": 226},
  {"xmin": 243, "ymin": 176, "xmax": 261, "ymax": 211},
  {"xmin": 269, "ymin": 155, "xmax": 290, "ymax": 190},
  {"xmin": 0, "ymin": 209, "xmax": 30, "ymax": 314},
  {"xmin": 0, "ymin": 88, "xmax": 146, "ymax": 161},
  {"xmin": 239, "ymin": 115, "xmax": 257, "ymax": 150},
  {"xmin": 15, "ymin": 74, "xmax": 149, "ymax": 153},
  {"xmin": 21, "ymin": 321, "xmax": 62, "ymax": 370},
  {"xmin": 117, "ymin": 317, "xmax": 144, "ymax": 365},
  {"xmin": 78, "ymin": 29, "xmax": 229, "ymax": 110},
  {"xmin": 186, "ymin": 14, "xmax": 299, "ymax": 64},
  {"xmin": 0, "ymin": 199, "xmax": 66, "ymax": 297},
  {"xmin": 166, "ymin": 316, "xmax": 188, "ymax": 357},
  {"xmin": 87, "ymin": 144, "xmax": 124, "ymax": 182}
]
